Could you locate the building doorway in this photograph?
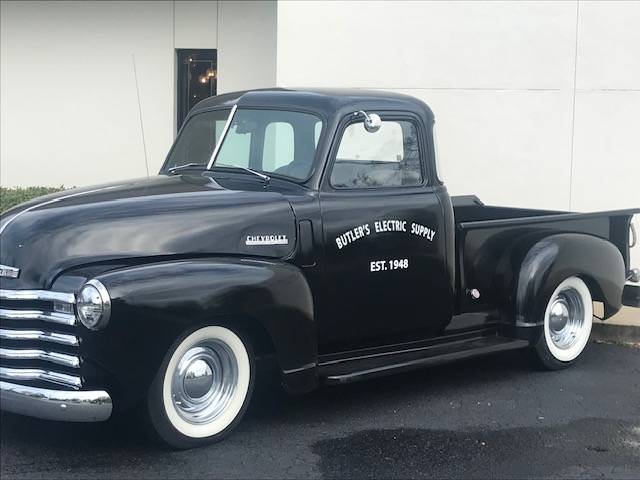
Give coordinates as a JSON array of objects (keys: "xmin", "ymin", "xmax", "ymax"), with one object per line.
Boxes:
[{"xmin": 176, "ymin": 49, "xmax": 217, "ymax": 130}]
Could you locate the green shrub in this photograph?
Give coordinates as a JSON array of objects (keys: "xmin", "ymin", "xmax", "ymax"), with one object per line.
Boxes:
[{"xmin": 0, "ymin": 186, "xmax": 66, "ymax": 213}]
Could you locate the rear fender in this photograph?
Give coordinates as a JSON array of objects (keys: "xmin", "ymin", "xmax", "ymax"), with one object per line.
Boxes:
[
  {"xmin": 81, "ymin": 258, "xmax": 317, "ymax": 407},
  {"xmin": 515, "ymin": 233, "xmax": 626, "ymax": 327}
]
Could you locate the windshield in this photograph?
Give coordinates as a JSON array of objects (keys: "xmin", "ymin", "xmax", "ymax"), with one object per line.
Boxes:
[
  {"xmin": 165, "ymin": 108, "xmax": 323, "ymax": 181},
  {"xmin": 164, "ymin": 109, "xmax": 231, "ymax": 171},
  {"xmin": 213, "ymin": 109, "xmax": 323, "ymax": 181}
]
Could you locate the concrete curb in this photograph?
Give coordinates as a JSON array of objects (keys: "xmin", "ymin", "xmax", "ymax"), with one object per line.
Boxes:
[{"xmin": 591, "ymin": 322, "xmax": 640, "ymax": 345}]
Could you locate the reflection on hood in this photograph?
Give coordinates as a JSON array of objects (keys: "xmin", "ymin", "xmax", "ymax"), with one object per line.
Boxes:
[{"xmin": 0, "ymin": 175, "xmax": 296, "ymax": 289}]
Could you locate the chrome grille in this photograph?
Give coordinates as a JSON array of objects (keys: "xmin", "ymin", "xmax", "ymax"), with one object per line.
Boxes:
[
  {"xmin": 0, "ymin": 289, "xmax": 82, "ymax": 389},
  {"xmin": 0, "ymin": 328, "xmax": 79, "ymax": 347},
  {"xmin": 0, "ymin": 308, "xmax": 75, "ymax": 325}
]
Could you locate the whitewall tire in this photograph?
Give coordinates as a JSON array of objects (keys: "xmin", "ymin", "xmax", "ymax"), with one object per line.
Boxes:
[
  {"xmin": 533, "ymin": 276, "xmax": 593, "ymax": 370},
  {"xmin": 147, "ymin": 325, "xmax": 255, "ymax": 449}
]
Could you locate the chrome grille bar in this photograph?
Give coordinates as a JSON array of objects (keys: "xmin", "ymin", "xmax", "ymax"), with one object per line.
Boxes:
[
  {"xmin": 0, "ymin": 328, "xmax": 79, "ymax": 347},
  {"xmin": 0, "ymin": 308, "xmax": 76, "ymax": 326},
  {"xmin": 0, "ymin": 288, "xmax": 82, "ymax": 389},
  {"xmin": 0, "ymin": 289, "xmax": 75, "ymax": 304},
  {"xmin": 0, "ymin": 366, "xmax": 82, "ymax": 389},
  {"xmin": 0, "ymin": 348, "xmax": 80, "ymax": 368}
]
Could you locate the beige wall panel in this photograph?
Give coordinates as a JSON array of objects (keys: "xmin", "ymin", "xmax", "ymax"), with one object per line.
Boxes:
[
  {"xmin": 0, "ymin": 1, "xmax": 175, "ymax": 186},
  {"xmin": 174, "ymin": 0, "xmax": 218, "ymax": 49},
  {"xmin": 277, "ymin": 0, "xmax": 576, "ymax": 90},
  {"xmin": 217, "ymin": 0, "xmax": 276, "ymax": 94}
]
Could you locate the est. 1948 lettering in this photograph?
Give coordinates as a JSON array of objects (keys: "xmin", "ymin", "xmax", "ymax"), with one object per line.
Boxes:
[{"xmin": 370, "ymin": 258, "xmax": 409, "ymax": 272}]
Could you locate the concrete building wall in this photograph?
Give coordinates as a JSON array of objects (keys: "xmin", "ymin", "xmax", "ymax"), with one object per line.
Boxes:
[
  {"xmin": 276, "ymin": 0, "xmax": 640, "ymax": 270},
  {"xmin": 217, "ymin": 0, "xmax": 277, "ymax": 94},
  {"xmin": 0, "ymin": 0, "xmax": 276, "ymax": 188},
  {"xmin": 174, "ymin": 1, "xmax": 218, "ymax": 49},
  {"xmin": 0, "ymin": 1, "xmax": 173, "ymax": 186}
]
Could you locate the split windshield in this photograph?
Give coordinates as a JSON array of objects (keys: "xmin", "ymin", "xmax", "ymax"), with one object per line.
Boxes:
[{"xmin": 165, "ymin": 108, "xmax": 323, "ymax": 181}]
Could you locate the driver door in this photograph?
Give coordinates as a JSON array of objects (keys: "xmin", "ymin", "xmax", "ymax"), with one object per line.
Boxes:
[{"xmin": 317, "ymin": 113, "xmax": 452, "ymax": 350}]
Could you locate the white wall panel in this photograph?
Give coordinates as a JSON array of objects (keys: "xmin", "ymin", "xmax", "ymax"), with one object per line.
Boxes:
[
  {"xmin": 570, "ymin": 91, "xmax": 640, "ymax": 267},
  {"xmin": 0, "ymin": 0, "xmax": 278, "ymax": 187},
  {"xmin": 571, "ymin": 92, "xmax": 640, "ymax": 212},
  {"xmin": 277, "ymin": 0, "xmax": 576, "ymax": 90},
  {"xmin": 398, "ymin": 89, "xmax": 574, "ymax": 210},
  {"xmin": 572, "ymin": 1, "xmax": 640, "ymax": 268},
  {"xmin": 0, "ymin": 1, "xmax": 175, "ymax": 187},
  {"xmin": 174, "ymin": 1, "xmax": 218, "ymax": 49},
  {"xmin": 217, "ymin": 0, "xmax": 276, "ymax": 93},
  {"xmin": 575, "ymin": 1, "xmax": 640, "ymax": 90}
]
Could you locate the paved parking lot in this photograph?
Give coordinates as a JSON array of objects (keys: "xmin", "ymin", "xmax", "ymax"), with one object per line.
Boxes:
[{"xmin": 1, "ymin": 343, "xmax": 639, "ymax": 479}]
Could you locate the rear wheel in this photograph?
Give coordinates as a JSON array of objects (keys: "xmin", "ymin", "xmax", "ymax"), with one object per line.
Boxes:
[
  {"xmin": 532, "ymin": 276, "xmax": 593, "ymax": 370},
  {"xmin": 147, "ymin": 325, "xmax": 254, "ymax": 449}
]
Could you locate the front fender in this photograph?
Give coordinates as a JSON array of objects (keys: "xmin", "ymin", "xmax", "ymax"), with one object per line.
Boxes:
[
  {"xmin": 515, "ymin": 233, "xmax": 626, "ymax": 327},
  {"xmin": 79, "ymin": 258, "xmax": 317, "ymax": 408}
]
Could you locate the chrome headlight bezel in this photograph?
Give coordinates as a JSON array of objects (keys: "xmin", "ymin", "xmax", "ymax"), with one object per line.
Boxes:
[{"xmin": 76, "ymin": 279, "xmax": 111, "ymax": 330}]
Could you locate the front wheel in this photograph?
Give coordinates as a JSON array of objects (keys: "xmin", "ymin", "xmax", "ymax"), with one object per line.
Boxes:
[
  {"xmin": 531, "ymin": 276, "xmax": 593, "ymax": 370},
  {"xmin": 147, "ymin": 325, "xmax": 255, "ymax": 449}
]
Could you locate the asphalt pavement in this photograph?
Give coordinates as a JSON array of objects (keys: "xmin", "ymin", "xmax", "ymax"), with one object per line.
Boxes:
[{"xmin": 1, "ymin": 343, "xmax": 639, "ymax": 479}]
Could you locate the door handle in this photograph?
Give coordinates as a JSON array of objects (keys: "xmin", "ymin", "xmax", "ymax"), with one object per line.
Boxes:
[{"xmin": 298, "ymin": 220, "xmax": 316, "ymax": 267}]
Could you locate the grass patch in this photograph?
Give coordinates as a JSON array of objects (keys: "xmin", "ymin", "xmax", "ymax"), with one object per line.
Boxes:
[{"xmin": 0, "ymin": 186, "xmax": 66, "ymax": 213}]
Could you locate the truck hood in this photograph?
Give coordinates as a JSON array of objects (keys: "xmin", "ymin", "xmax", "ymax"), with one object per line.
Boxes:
[{"xmin": 0, "ymin": 175, "xmax": 297, "ymax": 289}]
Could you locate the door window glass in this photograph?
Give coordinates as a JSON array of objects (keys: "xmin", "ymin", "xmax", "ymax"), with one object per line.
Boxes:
[{"xmin": 331, "ymin": 119, "xmax": 423, "ymax": 188}]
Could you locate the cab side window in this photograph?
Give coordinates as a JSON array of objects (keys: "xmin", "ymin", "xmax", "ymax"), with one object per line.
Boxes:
[{"xmin": 330, "ymin": 119, "xmax": 423, "ymax": 189}]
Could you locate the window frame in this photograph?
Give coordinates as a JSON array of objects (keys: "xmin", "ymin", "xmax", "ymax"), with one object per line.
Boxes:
[
  {"xmin": 430, "ymin": 119, "xmax": 444, "ymax": 185},
  {"xmin": 322, "ymin": 111, "xmax": 430, "ymax": 192}
]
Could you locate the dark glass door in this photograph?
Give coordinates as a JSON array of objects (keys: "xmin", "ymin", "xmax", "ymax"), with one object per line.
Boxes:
[{"xmin": 177, "ymin": 49, "xmax": 217, "ymax": 130}]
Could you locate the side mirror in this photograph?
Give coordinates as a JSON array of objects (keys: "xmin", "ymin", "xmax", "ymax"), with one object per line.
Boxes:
[{"xmin": 354, "ymin": 111, "xmax": 382, "ymax": 133}]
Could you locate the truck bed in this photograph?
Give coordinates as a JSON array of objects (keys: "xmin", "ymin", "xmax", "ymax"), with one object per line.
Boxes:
[{"xmin": 451, "ymin": 195, "xmax": 639, "ymax": 314}]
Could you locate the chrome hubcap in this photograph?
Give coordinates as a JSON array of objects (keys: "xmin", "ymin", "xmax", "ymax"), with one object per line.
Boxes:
[
  {"xmin": 171, "ymin": 341, "xmax": 238, "ymax": 425},
  {"xmin": 183, "ymin": 359, "xmax": 214, "ymax": 399},
  {"xmin": 548, "ymin": 288, "xmax": 585, "ymax": 349}
]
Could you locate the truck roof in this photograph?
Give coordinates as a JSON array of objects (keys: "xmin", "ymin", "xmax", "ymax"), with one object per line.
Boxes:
[{"xmin": 189, "ymin": 88, "xmax": 434, "ymax": 123}]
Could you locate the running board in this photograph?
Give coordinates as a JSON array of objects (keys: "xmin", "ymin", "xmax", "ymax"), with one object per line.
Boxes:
[{"xmin": 319, "ymin": 335, "xmax": 529, "ymax": 385}]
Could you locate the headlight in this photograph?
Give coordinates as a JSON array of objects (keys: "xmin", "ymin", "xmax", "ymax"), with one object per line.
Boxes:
[{"xmin": 76, "ymin": 279, "xmax": 111, "ymax": 330}]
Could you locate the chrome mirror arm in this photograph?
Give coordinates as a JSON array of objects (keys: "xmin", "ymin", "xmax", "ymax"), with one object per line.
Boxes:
[{"xmin": 354, "ymin": 110, "xmax": 382, "ymax": 133}]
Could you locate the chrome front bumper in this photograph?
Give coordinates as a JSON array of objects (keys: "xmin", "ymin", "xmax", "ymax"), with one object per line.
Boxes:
[{"xmin": 0, "ymin": 381, "xmax": 112, "ymax": 422}]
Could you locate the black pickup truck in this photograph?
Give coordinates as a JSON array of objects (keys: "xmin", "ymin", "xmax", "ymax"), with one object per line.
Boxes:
[{"xmin": 1, "ymin": 88, "xmax": 638, "ymax": 448}]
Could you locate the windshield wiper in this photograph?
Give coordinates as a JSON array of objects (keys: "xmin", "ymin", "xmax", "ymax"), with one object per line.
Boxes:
[
  {"xmin": 215, "ymin": 164, "xmax": 271, "ymax": 184},
  {"xmin": 238, "ymin": 166, "xmax": 271, "ymax": 184},
  {"xmin": 167, "ymin": 163, "xmax": 207, "ymax": 174}
]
